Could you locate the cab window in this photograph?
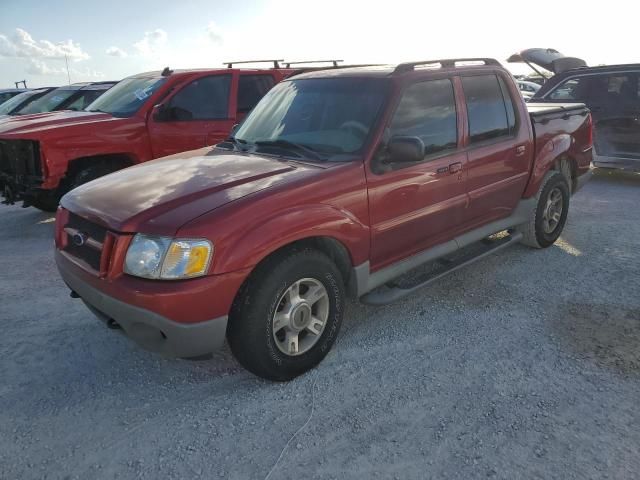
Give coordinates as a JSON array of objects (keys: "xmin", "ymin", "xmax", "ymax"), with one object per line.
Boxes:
[
  {"xmin": 462, "ymin": 75, "xmax": 512, "ymax": 144},
  {"xmin": 167, "ymin": 75, "xmax": 231, "ymax": 121},
  {"xmin": 237, "ymin": 75, "xmax": 275, "ymax": 113},
  {"xmin": 388, "ymin": 78, "xmax": 458, "ymax": 158}
]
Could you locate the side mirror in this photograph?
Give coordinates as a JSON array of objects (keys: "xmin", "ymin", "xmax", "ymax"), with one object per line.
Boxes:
[
  {"xmin": 152, "ymin": 103, "xmax": 168, "ymax": 121},
  {"xmin": 230, "ymin": 123, "xmax": 240, "ymax": 135},
  {"xmin": 387, "ymin": 136, "xmax": 425, "ymax": 163}
]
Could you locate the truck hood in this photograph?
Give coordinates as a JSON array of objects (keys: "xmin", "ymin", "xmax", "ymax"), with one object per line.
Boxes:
[
  {"xmin": 61, "ymin": 148, "xmax": 318, "ymax": 234},
  {"xmin": 507, "ymin": 48, "xmax": 586, "ymax": 74},
  {"xmin": 0, "ymin": 110, "xmax": 119, "ymax": 136}
]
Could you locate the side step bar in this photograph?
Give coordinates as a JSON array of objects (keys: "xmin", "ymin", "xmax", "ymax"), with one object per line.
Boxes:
[{"xmin": 361, "ymin": 232, "xmax": 522, "ymax": 306}]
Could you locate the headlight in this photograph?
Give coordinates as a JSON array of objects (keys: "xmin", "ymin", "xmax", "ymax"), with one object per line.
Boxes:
[{"xmin": 124, "ymin": 234, "xmax": 213, "ymax": 280}]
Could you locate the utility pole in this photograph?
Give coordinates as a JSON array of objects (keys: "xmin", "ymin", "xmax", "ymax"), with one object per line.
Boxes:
[{"xmin": 65, "ymin": 54, "xmax": 71, "ymax": 85}]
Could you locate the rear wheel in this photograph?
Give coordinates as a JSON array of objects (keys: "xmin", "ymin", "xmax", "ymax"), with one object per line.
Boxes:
[
  {"xmin": 227, "ymin": 248, "xmax": 345, "ymax": 381},
  {"xmin": 518, "ymin": 171, "xmax": 570, "ymax": 248}
]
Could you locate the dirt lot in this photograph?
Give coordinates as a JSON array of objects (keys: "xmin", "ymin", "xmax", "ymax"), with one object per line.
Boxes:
[{"xmin": 1, "ymin": 170, "xmax": 639, "ymax": 480}]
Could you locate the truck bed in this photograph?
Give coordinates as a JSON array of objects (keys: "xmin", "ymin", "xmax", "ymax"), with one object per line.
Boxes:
[{"xmin": 526, "ymin": 102, "xmax": 591, "ymax": 178}]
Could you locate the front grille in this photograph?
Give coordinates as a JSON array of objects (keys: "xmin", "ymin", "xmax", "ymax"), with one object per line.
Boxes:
[
  {"xmin": 0, "ymin": 139, "xmax": 42, "ymax": 178},
  {"xmin": 63, "ymin": 213, "xmax": 109, "ymax": 273}
]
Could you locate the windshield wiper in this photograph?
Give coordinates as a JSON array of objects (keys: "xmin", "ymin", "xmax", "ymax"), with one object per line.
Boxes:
[
  {"xmin": 254, "ymin": 139, "xmax": 324, "ymax": 161},
  {"xmin": 218, "ymin": 136, "xmax": 249, "ymax": 151},
  {"xmin": 86, "ymin": 108, "xmax": 108, "ymax": 114}
]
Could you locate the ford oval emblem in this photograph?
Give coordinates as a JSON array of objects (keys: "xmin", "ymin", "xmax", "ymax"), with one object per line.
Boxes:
[{"xmin": 72, "ymin": 232, "xmax": 88, "ymax": 247}]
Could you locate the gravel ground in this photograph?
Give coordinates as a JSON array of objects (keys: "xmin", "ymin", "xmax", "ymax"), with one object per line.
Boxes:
[{"xmin": 1, "ymin": 170, "xmax": 639, "ymax": 480}]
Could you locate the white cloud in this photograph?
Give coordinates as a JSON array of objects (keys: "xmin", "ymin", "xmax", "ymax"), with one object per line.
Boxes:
[
  {"xmin": 25, "ymin": 59, "xmax": 104, "ymax": 80},
  {"xmin": 133, "ymin": 29, "xmax": 167, "ymax": 56},
  {"xmin": 106, "ymin": 46, "xmax": 127, "ymax": 58},
  {"xmin": 0, "ymin": 28, "xmax": 89, "ymax": 61},
  {"xmin": 25, "ymin": 59, "xmax": 66, "ymax": 75},
  {"xmin": 206, "ymin": 22, "xmax": 224, "ymax": 45}
]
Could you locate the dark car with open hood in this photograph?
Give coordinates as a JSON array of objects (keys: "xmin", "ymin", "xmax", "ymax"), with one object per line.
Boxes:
[
  {"xmin": 510, "ymin": 48, "xmax": 640, "ymax": 171},
  {"xmin": 55, "ymin": 58, "xmax": 593, "ymax": 381}
]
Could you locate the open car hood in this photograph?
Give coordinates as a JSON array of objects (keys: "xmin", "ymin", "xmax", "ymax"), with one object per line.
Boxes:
[{"xmin": 507, "ymin": 48, "xmax": 586, "ymax": 74}]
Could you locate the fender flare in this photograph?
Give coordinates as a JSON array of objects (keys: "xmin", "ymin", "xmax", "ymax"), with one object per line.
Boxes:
[
  {"xmin": 523, "ymin": 133, "xmax": 572, "ymax": 197},
  {"xmin": 213, "ymin": 204, "xmax": 370, "ymax": 275}
]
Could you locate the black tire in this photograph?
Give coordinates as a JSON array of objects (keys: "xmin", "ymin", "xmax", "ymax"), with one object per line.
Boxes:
[
  {"xmin": 518, "ymin": 171, "xmax": 570, "ymax": 248},
  {"xmin": 227, "ymin": 248, "xmax": 345, "ymax": 381},
  {"xmin": 30, "ymin": 192, "xmax": 60, "ymax": 212}
]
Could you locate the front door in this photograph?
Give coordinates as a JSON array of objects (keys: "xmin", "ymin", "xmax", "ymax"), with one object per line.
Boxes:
[
  {"xmin": 367, "ymin": 77, "xmax": 468, "ymax": 270},
  {"xmin": 148, "ymin": 74, "xmax": 234, "ymax": 158}
]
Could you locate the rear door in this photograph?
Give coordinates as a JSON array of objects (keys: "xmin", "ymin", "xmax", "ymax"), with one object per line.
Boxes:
[
  {"xmin": 367, "ymin": 77, "xmax": 468, "ymax": 269},
  {"xmin": 460, "ymin": 73, "xmax": 531, "ymax": 226},
  {"xmin": 147, "ymin": 74, "xmax": 234, "ymax": 158},
  {"xmin": 546, "ymin": 71, "xmax": 640, "ymax": 160}
]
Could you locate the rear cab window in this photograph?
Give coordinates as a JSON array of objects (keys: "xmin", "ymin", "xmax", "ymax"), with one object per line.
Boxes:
[
  {"xmin": 388, "ymin": 78, "xmax": 458, "ymax": 159},
  {"xmin": 237, "ymin": 74, "xmax": 276, "ymax": 114},
  {"xmin": 166, "ymin": 75, "xmax": 231, "ymax": 121},
  {"xmin": 461, "ymin": 74, "xmax": 517, "ymax": 144}
]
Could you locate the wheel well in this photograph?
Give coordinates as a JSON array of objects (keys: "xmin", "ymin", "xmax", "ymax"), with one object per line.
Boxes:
[
  {"xmin": 554, "ymin": 155, "xmax": 577, "ymax": 193},
  {"xmin": 245, "ymin": 236, "xmax": 357, "ymax": 297},
  {"xmin": 66, "ymin": 154, "xmax": 135, "ymax": 180}
]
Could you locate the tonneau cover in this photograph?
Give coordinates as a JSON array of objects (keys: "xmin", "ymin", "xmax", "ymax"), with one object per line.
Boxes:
[{"xmin": 527, "ymin": 102, "xmax": 588, "ymax": 119}]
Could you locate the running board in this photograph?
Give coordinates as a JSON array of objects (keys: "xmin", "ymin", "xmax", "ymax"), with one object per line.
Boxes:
[{"xmin": 360, "ymin": 231, "xmax": 523, "ymax": 306}]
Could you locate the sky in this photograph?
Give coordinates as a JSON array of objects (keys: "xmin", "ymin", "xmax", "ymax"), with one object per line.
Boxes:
[{"xmin": 1, "ymin": 0, "xmax": 638, "ymax": 88}]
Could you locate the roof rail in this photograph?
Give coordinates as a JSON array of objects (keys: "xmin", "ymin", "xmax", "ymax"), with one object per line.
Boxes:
[
  {"xmin": 394, "ymin": 58, "xmax": 501, "ymax": 74},
  {"xmin": 283, "ymin": 59, "xmax": 343, "ymax": 68},
  {"xmin": 286, "ymin": 63, "xmax": 384, "ymax": 78},
  {"xmin": 223, "ymin": 59, "xmax": 284, "ymax": 69}
]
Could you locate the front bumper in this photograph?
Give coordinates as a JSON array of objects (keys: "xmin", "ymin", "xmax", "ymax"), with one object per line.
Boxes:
[
  {"xmin": 56, "ymin": 249, "xmax": 229, "ymax": 358},
  {"xmin": 0, "ymin": 171, "xmax": 44, "ymax": 205}
]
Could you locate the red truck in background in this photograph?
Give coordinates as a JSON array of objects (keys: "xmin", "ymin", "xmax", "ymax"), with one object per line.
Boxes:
[
  {"xmin": 0, "ymin": 62, "xmax": 292, "ymax": 211},
  {"xmin": 55, "ymin": 58, "xmax": 593, "ymax": 381}
]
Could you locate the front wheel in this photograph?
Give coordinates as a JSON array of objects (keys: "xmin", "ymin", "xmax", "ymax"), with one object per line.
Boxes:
[
  {"xmin": 227, "ymin": 248, "xmax": 345, "ymax": 381},
  {"xmin": 518, "ymin": 171, "xmax": 570, "ymax": 248}
]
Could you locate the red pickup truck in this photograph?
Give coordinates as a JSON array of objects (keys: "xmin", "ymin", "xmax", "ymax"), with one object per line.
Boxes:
[
  {"xmin": 0, "ymin": 63, "xmax": 292, "ymax": 211},
  {"xmin": 54, "ymin": 58, "xmax": 593, "ymax": 381}
]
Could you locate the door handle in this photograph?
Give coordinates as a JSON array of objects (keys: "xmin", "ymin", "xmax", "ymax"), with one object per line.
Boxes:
[
  {"xmin": 515, "ymin": 145, "xmax": 526, "ymax": 156},
  {"xmin": 448, "ymin": 162, "xmax": 462, "ymax": 174}
]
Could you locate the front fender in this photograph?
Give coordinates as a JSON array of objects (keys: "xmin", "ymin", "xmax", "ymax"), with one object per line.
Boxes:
[
  {"xmin": 523, "ymin": 133, "xmax": 571, "ymax": 197},
  {"xmin": 212, "ymin": 204, "xmax": 370, "ymax": 275}
]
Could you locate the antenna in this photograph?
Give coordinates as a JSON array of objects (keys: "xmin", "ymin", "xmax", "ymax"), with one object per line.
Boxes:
[{"xmin": 65, "ymin": 54, "xmax": 71, "ymax": 85}]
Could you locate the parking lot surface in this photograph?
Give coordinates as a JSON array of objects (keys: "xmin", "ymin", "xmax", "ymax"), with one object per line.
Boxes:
[{"xmin": 1, "ymin": 170, "xmax": 639, "ymax": 480}]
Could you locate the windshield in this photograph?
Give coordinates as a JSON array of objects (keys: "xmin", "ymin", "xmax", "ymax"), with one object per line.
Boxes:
[
  {"xmin": 17, "ymin": 88, "xmax": 78, "ymax": 114},
  {"xmin": 0, "ymin": 90, "xmax": 44, "ymax": 115},
  {"xmin": 234, "ymin": 77, "xmax": 389, "ymax": 160},
  {"xmin": 85, "ymin": 77, "xmax": 165, "ymax": 118},
  {"xmin": 0, "ymin": 92, "xmax": 19, "ymax": 105}
]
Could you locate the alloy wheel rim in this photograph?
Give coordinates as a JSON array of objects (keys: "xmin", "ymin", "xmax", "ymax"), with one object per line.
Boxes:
[
  {"xmin": 542, "ymin": 187, "xmax": 564, "ymax": 234},
  {"xmin": 272, "ymin": 278, "xmax": 329, "ymax": 356}
]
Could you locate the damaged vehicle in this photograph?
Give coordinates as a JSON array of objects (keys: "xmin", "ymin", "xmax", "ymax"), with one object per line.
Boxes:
[
  {"xmin": 55, "ymin": 58, "xmax": 593, "ymax": 380},
  {"xmin": 510, "ymin": 48, "xmax": 640, "ymax": 170}
]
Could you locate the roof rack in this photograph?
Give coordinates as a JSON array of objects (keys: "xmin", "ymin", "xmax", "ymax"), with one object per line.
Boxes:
[
  {"xmin": 223, "ymin": 59, "xmax": 284, "ymax": 69},
  {"xmin": 394, "ymin": 58, "xmax": 501, "ymax": 74},
  {"xmin": 286, "ymin": 63, "xmax": 384, "ymax": 78},
  {"xmin": 283, "ymin": 59, "xmax": 343, "ymax": 68}
]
